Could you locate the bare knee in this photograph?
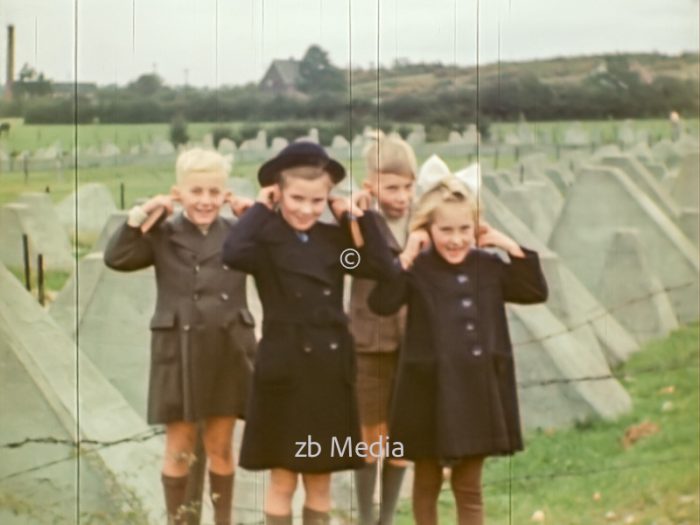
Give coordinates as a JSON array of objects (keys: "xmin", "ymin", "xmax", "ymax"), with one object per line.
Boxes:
[
  {"xmin": 163, "ymin": 422, "xmax": 197, "ymax": 476},
  {"xmin": 204, "ymin": 417, "xmax": 235, "ymax": 472},
  {"xmin": 269, "ymin": 469, "xmax": 298, "ymax": 500},
  {"xmin": 302, "ymin": 473, "xmax": 331, "ymax": 511}
]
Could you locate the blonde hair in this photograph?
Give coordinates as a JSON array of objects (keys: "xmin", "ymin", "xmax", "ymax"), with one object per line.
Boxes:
[
  {"xmin": 175, "ymin": 148, "xmax": 231, "ymax": 183},
  {"xmin": 363, "ymin": 130, "xmax": 417, "ymax": 180},
  {"xmin": 279, "ymin": 164, "xmax": 334, "ymax": 189},
  {"xmin": 410, "ymin": 177, "xmax": 482, "ymax": 232}
]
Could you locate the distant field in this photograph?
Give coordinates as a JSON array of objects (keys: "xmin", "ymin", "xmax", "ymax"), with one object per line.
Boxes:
[
  {"xmin": 1, "ymin": 118, "xmax": 697, "ymax": 153},
  {"xmin": 0, "ymin": 152, "xmax": 520, "ymax": 208}
]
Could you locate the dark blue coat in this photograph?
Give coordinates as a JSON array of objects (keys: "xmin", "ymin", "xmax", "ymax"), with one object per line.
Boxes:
[
  {"xmin": 222, "ymin": 203, "xmax": 398, "ymax": 472},
  {"xmin": 369, "ymin": 247, "xmax": 548, "ymax": 463}
]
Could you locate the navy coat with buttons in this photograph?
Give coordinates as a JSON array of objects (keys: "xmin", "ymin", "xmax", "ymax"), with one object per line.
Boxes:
[
  {"xmin": 222, "ymin": 202, "xmax": 398, "ymax": 472},
  {"xmin": 104, "ymin": 214, "xmax": 256, "ymax": 424},
  {"xmin": 368, "ymin": 246, "xmax": 548, "ymax": 463}
]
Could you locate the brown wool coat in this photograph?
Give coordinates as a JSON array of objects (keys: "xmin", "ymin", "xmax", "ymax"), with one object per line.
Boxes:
[
  {"xmin": 349, "ymin": 218, "xmax": 407, "ymax": 354},
  {"xmin": 104, "ymin": 214, "xmax": 255, "ymax": 424}
]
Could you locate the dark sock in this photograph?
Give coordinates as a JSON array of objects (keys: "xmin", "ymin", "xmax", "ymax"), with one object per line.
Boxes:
[
  {"xmin": 209, "ymin": 471, "xmax": 234, "ymax": 525},
  {"xmin": 162, "ymin": 473, "xmax": 188, "ymax": 524},
  {"xmin": 355, "ymin": 461, "xmax": 378, "ymax": 524},
  {"xmin": 265, "ymin": 512, "xmax": 293, "ymax": 525},
  {"xmin": 379, "ymin": 462, "xmax": 406, "ymax": 525},
  {"xmin": 302, "ymin": 506, "xmax": 331, "ymax": 525}
]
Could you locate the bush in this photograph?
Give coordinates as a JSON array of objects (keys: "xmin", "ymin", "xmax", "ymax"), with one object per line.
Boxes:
[{"xmin": 169, "ymin": 117, "xmax": 189, "ymax": 147}]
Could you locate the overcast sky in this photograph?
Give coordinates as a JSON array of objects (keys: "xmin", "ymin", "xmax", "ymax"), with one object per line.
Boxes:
[{"xmin": 0, "ymin": 0, "xmax": 698, "ymax": 87}]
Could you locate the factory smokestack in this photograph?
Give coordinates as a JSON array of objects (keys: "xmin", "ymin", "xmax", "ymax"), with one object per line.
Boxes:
[{"xmin": 5, "ymin": 25, "xmax": 15, "ymax": 101}]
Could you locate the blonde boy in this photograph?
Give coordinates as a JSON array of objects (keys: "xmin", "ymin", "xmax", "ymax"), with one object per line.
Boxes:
[
  {"xmin": 104, "ymin": 148, "xmax": 255, "ymax": 525},
  {"xmin": 349, "ymin": 132, "xmax": 417, "ymax": 525}
]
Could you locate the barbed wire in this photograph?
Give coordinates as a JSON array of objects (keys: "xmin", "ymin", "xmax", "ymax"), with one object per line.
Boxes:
[
  {"xmin": 510, "ymin": 280, "xmax": 696, "ymax": 348},
  {"xmin": 0, "ymin": 428, "xmax": 164, "ymax": 483},
  {"xmin": 518, "ymin": 355, "xmax": 697, "ymax": 389}
]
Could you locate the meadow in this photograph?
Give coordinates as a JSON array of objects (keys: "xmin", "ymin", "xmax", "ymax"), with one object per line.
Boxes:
[{"xmin": 396, "ymin": 324, "xmax": 700, "ymax": 525}]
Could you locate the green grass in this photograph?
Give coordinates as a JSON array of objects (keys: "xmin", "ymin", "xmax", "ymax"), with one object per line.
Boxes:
[
  {"xmin": 0, "ymin": 152, "xmax": 523, "ymax": 209},
  {"xmin": 394, "ymin": 324, "xmax": 699, "ymax": 525},
  {"xmin": 1, "ymin": 118, "xmax": 697, "ymax": 154}
]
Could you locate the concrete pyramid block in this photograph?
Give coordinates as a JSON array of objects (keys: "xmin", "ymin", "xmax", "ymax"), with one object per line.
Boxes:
[
  {"xmin": 678, "ymin": 208, "xmax": 699, "ymax": 247},
  {"xmin": 600, "ymin": 154, "xmax": 680, "ymax": 220},
  {"xmin": 0, "ymin": 200, "xmax": 74, "ymax": 271},
  {"xmin": 669, "ymin": 152, "xmax": 699, "ymax": 209},
  {"xmin": 497, "ymin": 185, "xmax": 557, "ymax": 244},
  {"xmin": 482, "ymin": 187, "xmax": 639, "ymax": 365},
  {"xmin": 543, "ymin": 166, "xmax": 575, "ymax": 195},
  {"xmin": 0, "ymin": 263, "xmax": 162, "ymax": 523},
  {"xmin": 92, "ymin": 210, "xmax": 129, "ymax": 253},
  {"xmin": 539, "ymin": 254, "xmax": 639, "ymax": 366},
  {"xmin": 50, "ymin": 252, "xmax": 155, "ymax": 416},
  {"xmin": 595, "ymin": 229, "xmax": 678, "ymax": 342},
  {"xmin": 549, "ymin": 164, "xmax": 699, "ymax": 323},
  {"xmin": 56, "ymin": 183, "xmax": 117, "ymax": 244},
  {"xmin": 508, "ymin": 302, "xmax": 632, "ymax": 429}
]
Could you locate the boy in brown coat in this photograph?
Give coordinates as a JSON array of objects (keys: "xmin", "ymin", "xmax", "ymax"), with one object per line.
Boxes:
[
  {"xmin": 349, "ymin": 132, "xmax": 417, "ymax": 525},
  {"xmin": 104, "ymin": 148, "xmax": 255, "ymax": 524}
]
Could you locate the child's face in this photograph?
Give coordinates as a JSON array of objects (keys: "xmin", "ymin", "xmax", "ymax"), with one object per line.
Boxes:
[
  {"xmin": 429, "ymin": 202, "xmax": 475, "ymax": 265},
  {"xmin": 172, "ymin": 170, "xmax": 227, "ymax": 226},
  {"xmin": 279, "ymin": 174, "xmax": 332, "ymax": 231},
  {"xmin": 365, "ymin": 172, "xmax": 414, "ymax": 219}
]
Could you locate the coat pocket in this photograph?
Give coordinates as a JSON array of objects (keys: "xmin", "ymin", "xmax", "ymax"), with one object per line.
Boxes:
[
  {"xmin": 150, "ymin": 330, "xmax": 180, "ymax": 365},
  {"xmin": 254, "ymin": 337, "xmax": 297, "ymax": 391},
  {"xmin": 149, "ymin": 311, "xmax": 176, "ymax": 329}
]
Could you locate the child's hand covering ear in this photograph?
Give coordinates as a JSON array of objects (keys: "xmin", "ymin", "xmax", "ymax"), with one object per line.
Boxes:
[
  {"xmin": 257, "ymin": 186, "xmax": 280, "ymax": 209},
  {"xmin": 329, "ymin": 196, "xmax": 364, "ymax": 221},
  {"xmin": 477, "ymin": 223, "xmax": 524, "ymax": 258},
  {"xmin": 352, "ymin": 190, "xmax": 373, "ymax": 212},
  {"xmin": 399, "ymin": 229, "xmax": 431, "ymax": 269},
  {"xmin": 227, "ymin": 192, "xmax": 254, "ymax": 217}
]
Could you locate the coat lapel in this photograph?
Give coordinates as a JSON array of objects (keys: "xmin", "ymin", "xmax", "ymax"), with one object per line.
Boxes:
[
  {"xmin": 262, "ymin": 213, "xmax": 336, "ymax": 285},
  {"xmin": 169, "ymin": 214, "xmax": 227, "ymax": 262}
]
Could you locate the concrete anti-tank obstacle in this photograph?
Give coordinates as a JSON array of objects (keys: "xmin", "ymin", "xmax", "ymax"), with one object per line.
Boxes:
[{"xmin": 0, "ymin": 262, "xmax": 163, "ymax": 523}]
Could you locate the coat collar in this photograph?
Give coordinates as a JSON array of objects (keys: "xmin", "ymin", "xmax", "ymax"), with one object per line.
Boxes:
[
  {"xmin": 169, "ymin": 213, "xmax": 227, "ymax": 260},
  {"xmin": 261, "ymin": 212, "xmax": 338, "ymax": 285}
]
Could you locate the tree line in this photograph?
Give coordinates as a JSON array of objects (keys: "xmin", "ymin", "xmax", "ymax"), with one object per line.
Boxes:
[{"xmin": 1, "ymin": 53, "xmax": 697, "ymax": 137}]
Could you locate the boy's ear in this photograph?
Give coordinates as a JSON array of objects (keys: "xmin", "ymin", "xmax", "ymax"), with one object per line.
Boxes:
[
  {"xmin": 170, "ymin": 186, "xmax": 181, "ymax": 201},
  {"xmin": 361, "ymin": 177, "xmax": 376, "ymax": 194}
]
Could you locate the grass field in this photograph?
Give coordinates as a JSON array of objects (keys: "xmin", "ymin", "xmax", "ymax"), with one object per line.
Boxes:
[
  {"xmin": 1, "ymin": 118, "xmax": 697, "ymax": 153},
  {"xmin": 392, "ymin": 324, "xmax": 700, "ymax": 525}
]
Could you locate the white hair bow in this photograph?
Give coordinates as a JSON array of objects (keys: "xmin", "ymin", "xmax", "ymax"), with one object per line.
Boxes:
[{"xmin": 416, "ymin": 154, "xmax": 481, "ymax": 195}]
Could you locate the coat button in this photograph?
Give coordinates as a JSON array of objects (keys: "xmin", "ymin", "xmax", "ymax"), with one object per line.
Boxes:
[
  {"xmin": 329, "ymin": 341, "xmax": 339, "ymax": 350},
  {"xmin": 222, "ymin": 264, "xmax": 229, "ymax": 271},
  {"xmin": 471, "ymin": 346, "xmax": 483, "ymax": 357},
  {"xmin": 462, "ymin": 298, "xmax": 473, "ymax": 308},
  {"xmin": 466, "ymin": 322, "xmax": 475, "ymax": 331},
  {"xmin": 303, "ymin": 345, "xmax": 312, "ymax": 353},
  {"xmin": 322, "ymin": 289, "xmax": 332, "ymax": 296},
  {"xmin": 295, "ymin": 291, "xmax": 303, "ymax": 299},
  {"xmin": 457, "ymin": 274, "xmax": 469, "ymax": 284},
  {"xmin": 220, "ymin": 292, "xmax": 229, "ymax": 301},
  {"xmin": 183, "ymin": 325, "xmax": 191, "ymax": 332},
  {"xmin": 193, "ymin": 293, "xmax": 200, "ymax": 301},
  {"xmin": 194, "ymin": 264, "xmax": 201, "ymax": 273}
]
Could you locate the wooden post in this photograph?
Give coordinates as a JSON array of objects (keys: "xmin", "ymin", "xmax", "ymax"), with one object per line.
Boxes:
[
  {"xmin": 120, "ymin": 182, "xmax": 125, "ymax": 210},
  {"xmin": 22, "ymin": 234, "xmax": 31, "ymax": 291},
  {"xmin": 37, "ymin": 254, "xmax": 45, "ymax": 306}
]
